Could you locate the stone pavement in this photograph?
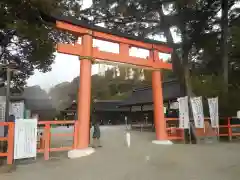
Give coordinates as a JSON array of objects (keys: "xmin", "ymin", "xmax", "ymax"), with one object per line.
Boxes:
[{"xmin": 1, "ymin": 126, "xmax": 240, "ymax": 180}]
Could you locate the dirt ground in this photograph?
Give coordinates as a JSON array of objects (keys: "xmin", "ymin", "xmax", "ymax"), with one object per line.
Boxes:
[{"xmin": 1, "ymin": 126, "xmax": 240, "ymax": 180}]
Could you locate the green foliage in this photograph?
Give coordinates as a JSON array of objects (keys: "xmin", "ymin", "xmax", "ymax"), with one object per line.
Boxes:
[
  {"xmin": 82, "ymin": 0, "xmax": 240, "ymax": 115},
  {"xmin": 2, "ymin": 0, "xmax": 240, "ymax": 116},
  {"xmin": 191, "ymin": 74, "xmax": 240, "ymax": 116},
  {"xmin": 0, "ymin": 0, "xmax": 82, "ymax": 88},
  {"xmin": 191, "ymin": 75, "xmax": 223, "ymax": 98},
  {"xmin": 47, "ymin": 0, "xmax": 240, "ymax": 116}
]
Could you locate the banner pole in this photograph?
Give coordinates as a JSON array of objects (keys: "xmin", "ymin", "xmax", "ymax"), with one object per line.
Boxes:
[
  {"xmin": 189, "ymin": 122, "xmax": 192, "ymax": 144},
  {"xmin": 184, "ymin": 128, "xmax": 187, "ymax": 144}
]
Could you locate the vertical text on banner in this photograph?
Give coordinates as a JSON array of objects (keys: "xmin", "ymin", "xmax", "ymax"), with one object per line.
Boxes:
[
  {"xmin": 178, "ymin": 96, "xmax": 190, "ymax": 129},
  {"xmin": 190, "ymin": 96, "xmax": 204, "ymax": 128},
  {"xmin": 208, "ymin": 97, "xmax": 219, "ymax": 128},
  {"xmin": 14, "ymin": 119, "xmax": 38, "ymax": 159}
]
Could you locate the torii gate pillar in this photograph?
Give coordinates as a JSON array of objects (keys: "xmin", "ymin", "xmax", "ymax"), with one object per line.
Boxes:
[
  {"xmin": 152, "ymin": 70, "xmax": 170, "ymax": 144},
  {"xmin": 68, "ymin": 33, "xmax": 95, "ymax": 158},
  {"xmin": 77, "ymin": 34, "xmax": 92, "ymax": 149}
]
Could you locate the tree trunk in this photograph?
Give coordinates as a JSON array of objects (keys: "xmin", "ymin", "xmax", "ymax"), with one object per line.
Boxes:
[
  {"xmin": 159, "ymin": 5, "xmax": 192, "ymax": 97},
  {"xmin": 221, "ymin": 0, "xmax": 229, "ymax": 93},
  {"xmin": 159, "ymin": 6, "xmax": 186, "ymax": 96},
  {"xmin": 182, "ymin": 48, "xmax": 192, "ymax": 97}
]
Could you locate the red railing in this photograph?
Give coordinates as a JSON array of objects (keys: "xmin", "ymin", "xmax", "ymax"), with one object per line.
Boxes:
[
  {"xmin": 1, "ymin": 118, "xmax": 240, "ymax": 164},
  {"xmin": 0, "ymin": 120, "xmax": 78, "ymax": 164},
  {"xmin": 165, "ymin": 118, "xmax": 184, "ymax": 140},
  {"xmin": 218, "ymin": 117, "xmax": 240, "ymax": 140},
  {"xmin": 37, "ymin": 120, "xmax": 78, "ymax": 160},
  {"xmin": 165, "ymin": 117, "xmax": 240, "ymax": 141}
]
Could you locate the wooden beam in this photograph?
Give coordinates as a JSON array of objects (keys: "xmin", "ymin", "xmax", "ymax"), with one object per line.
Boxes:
[
  {"xmin": 57, "ymin": 44, "xmax": 83, "ymax": 56},
  {"xmin": 92, "ymin": 48, "xmax": 172, "ymax": 70},
  {"xmin": 93, "ymin": 48, "xmax": 152, "ymax": 68},
  {"xmin": 56, "ymin": 42, "xmax": 172, "ymax": 70},
  {"xmin": 56, "ymin": 21, "xmax": 173, "ymax": 53}
]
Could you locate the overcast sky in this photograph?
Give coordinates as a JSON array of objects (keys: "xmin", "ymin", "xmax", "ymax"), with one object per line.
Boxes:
[{"xmin": 27, "ymin": 53, "xmax": 100, "ymax": 91}]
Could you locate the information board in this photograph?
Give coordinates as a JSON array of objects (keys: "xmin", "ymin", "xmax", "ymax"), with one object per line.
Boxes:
[
  {"xmin": 10, "ymin": 101, "xmax": 25, "ymax": 119},
  {"xmin": 14, "ymin": 119, "xmax": 38, "ymax": 159}
]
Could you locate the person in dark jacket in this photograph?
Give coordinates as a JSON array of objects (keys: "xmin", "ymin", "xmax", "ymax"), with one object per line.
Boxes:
[{"xmin": 92, "ymin": 120, "xmax": 101, "ymax": 148}]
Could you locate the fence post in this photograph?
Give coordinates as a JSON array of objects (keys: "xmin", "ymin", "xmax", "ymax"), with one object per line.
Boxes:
[
  {"xmin": 73, "ymin": 121, "xmax": 78, "ymax": 149},
  {"xmin": 7, "ymin": 123, "xmax": 14, "ymax": 165},
  {"xmin": 180, "ymin": 129, "xmax": 185, "ymax": 141},
  {"xmin": 227, "ymin": 117, "xmax": 232, "ymax": 141},
  {"xmin": 44, "ymin": 124, "xmax": 50, "ymax": 160}
]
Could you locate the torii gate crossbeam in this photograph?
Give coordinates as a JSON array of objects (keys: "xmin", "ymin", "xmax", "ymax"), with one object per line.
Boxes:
[{"xmin": 54, "ymin": 16, "xmax": 173, "ymax": 151}]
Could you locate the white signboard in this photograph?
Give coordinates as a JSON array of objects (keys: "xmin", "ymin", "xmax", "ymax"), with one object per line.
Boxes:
[
  {"xmin": 14, "ymin": 119, "xmax": 38, "ymax": 159},
  {"xmin": 190, "ymin": 96, "xmax": 204, "ymax": 128},
  {"xmin": 142, "ymin": 105, "xmax": 153, "ymax": 111},
  {"xmin": 131, "ymin": 106, "xmax": 141, "ymax": 112},
  {"xmin": 10, "ymin": 101, "xmax": 25, "ymax": 119},
  {"xmin": 178, "ymin": 96, "xmax": 190, "ymax": 129},
  {"xmin": 208, "ymin": 97, "xmax": 219, "ymax": 128},
  {"xmin": 170, "ymin": 101, "xmax": 179, "ymax": 110},
  {"xmin": 0, "ymin": 101, "xmax": 5, "ymax": 137}
]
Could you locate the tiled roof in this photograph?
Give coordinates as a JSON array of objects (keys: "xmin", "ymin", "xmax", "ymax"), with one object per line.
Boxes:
[
  {"xmin": 62, "ymin": 100, "xmax": 130, "ymax": 112},
  {"xmin": 93, "ymin": 100, "xmax": 130, "ymax": 112},
  {"xmin": 120, "ymin": 80, "xmax": 184, "ymax": 106}
]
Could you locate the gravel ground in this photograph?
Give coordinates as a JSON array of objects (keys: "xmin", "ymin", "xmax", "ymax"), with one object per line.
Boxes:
[{"xmin": 1, "ymin": 126, "xmax": 240, "ymax": 180}]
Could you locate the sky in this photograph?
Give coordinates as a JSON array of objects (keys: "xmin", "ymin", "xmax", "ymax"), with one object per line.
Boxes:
[
  {"xmin": 27, "ymin": 0, "xmax": 176, "ymax": 91},
  {"xmin": 27, "ymin": 53, "xmax": 100, "ymax": 91}
]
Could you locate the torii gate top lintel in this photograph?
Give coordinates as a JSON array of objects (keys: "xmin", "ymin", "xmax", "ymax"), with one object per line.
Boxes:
[{"xmin": 54, "ymin": 15, "xmax": 173, "ymax": 70}]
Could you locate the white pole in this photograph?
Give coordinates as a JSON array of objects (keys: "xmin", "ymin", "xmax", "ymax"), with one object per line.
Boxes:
[
  {"xmin": 125, "ymin": 116, "xmax": 128, "ymax": 130},
  {"xmin": 217, "ymin": 123, "xmax": 220, "ymax": 141}
]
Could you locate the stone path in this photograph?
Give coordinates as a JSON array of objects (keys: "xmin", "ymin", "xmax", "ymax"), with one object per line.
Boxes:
[{"xmin": 1, "ymin": 126, "xmax": 240, "ymax": 180}]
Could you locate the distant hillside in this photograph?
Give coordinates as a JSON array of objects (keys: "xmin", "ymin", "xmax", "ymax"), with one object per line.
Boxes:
[
  {"xmin": 23, "ymin": 85, "xmax": 50, "ymax": 99},
  {"xmin": 0, "ymin": 85, "xmax": 50, "ymax": 100},
  {"xmin": 49, "ymin": 67, "xmax": 175, "ymax": 111},
  {"xmin": 48, "ymin": 80, "xmax": 78, "ymax": 111},
  {"xmin": 0, "ymin": 85, "xmax": 56, "ymax": 119}
]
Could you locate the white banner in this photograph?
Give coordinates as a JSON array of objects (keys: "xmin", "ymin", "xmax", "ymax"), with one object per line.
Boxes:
[
  {"xmin": 208, "ymin": 97, "xmax": 219, "ymax": 128},
  {"xmin": 14, "ymin": 119, "xmax": 38, "ymax": 159},
  {"xmin": 190, "ymin": 96, "xmax": 204, "ymax": 128},
  {"xmin": 0, "ymin": 102, "xmax": 5, "ymax": 137},
  {"xmin": 178, "ymin": 96, "xmax": 190, "ymax": 129}
]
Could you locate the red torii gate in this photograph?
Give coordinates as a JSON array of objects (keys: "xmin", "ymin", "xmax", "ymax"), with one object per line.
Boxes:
[{"xmin": 54, "ymin": 16, "xmax": 173, "ymax": 152}]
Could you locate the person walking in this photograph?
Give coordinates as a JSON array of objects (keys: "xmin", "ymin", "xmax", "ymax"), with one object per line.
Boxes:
[{"xmin": 92, "ymin": 120, "xmax": 102, "ymax": 148}]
